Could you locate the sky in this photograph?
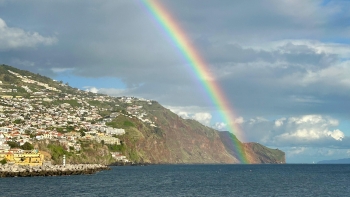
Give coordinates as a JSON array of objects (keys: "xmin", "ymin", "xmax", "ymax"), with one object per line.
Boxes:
[{"xmin": 1, "ymin": 0, "xmax": 350, "ymax": 163}]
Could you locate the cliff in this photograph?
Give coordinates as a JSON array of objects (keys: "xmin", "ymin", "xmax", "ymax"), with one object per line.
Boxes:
[{"xmin": 116, "ymin": 102, "xmax": 285, "ymax": 164}]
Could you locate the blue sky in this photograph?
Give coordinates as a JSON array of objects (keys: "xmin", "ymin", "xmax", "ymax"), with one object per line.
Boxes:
[{"xmin": 1, "ymin": 0, "xmax": 350, "ymax": 163}]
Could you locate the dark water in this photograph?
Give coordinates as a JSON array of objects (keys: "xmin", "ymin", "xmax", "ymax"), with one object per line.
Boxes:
[{"xmin": 1, "ymin": 164, "xmax": 350, "ymax": 197}]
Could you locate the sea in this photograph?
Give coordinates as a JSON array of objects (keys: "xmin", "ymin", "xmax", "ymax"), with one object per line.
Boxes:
[{"xmin": 1, "ymin": 164, "xmax": 350, "ymax": 197}]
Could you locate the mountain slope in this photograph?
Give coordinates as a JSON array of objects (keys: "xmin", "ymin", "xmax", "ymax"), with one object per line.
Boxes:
[
  {"xmin": 0, "ymin": 64, "xmax": 285, "ymax": 164},
  {"xmin": 120, "ymin": 103, "xmax": 238, "ymax": 163}
]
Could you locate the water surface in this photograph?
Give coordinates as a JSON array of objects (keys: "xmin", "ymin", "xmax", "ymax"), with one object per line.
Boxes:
[{"xmin": 1, "ymin": 164, "xmax": 349, "ymax": 196}]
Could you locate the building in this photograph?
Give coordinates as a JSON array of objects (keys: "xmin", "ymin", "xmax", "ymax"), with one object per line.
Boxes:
[
  {"xmin": 0, "ymin": 149, "xmax": 44, "ymax": 166},
  {"xmin": 95, "ymin": 136, "xmax": 120, "ymax": 145}
]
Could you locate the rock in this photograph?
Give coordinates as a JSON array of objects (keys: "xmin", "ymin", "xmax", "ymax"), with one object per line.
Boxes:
[{"xmin": 0, "ymin": 164, "xmax": 110, "ymax": 178}]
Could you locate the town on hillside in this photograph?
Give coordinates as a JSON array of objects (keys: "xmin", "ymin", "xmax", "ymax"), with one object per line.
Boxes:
[{"xmin": 0, "ymin": 67, "xmax": 158, "ymax": 166}]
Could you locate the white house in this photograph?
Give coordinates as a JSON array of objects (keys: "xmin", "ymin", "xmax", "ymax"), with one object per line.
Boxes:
[{"xmin": 0, "ymin": 127, "xmax": 11, "ymax": 133}]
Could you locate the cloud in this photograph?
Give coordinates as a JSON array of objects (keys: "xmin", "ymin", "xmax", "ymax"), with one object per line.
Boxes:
[
  {"xmin": 287, "ymin": 147, "xmax": 306, "ymax": 156},
  {"xmin": 84, "ymin": 86, "xmax": 99, "ymax": 94},
  {"xmin": 327, "ymin": 129, "xmax": 344, "ymax": 141},
  {"xmin": 1, "ymin": 1, "xmax": 350, "ymax": 119},
  {"xmin": 242, "ymin": 115, "xmax": 347, "ymax": 148},
  {"xmin": 167, "ymin": 106, "xmax": 214, "ymax": 126},
  {"xmin": 11, "ymin": 58, "xmax": 35, "ymax": 67},
  {"xmin": 192, "ymin": 112, "xmax": 212, "ymax": 126},
  {"xmin": 275, "ymin": 118, "xmax": 286, "ymax": 127},
  {"xmin": 283, "ymin": 147, "xmax": 350, "ymax": 163},
  {"xmin": 0, "ymin": 18, "xmax": 57, "ymax": 51},
  {"xmin": 84, "ymin": 87, "xmax": 130, "ymax": 96},
  {"xmin": 51, "ymin": 68, "xmax": 74, "ymax": 73},
  {"xmin": 213, "ymin": 122, "xmax": 227, "ymax": 130},
  {"xmin": 234, "ymin": 117, "xmax": 244, "ymax": 124}
]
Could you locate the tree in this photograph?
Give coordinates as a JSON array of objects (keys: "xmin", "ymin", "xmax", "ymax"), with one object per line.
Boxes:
[
  {"xmin": 7, "ymin": 141, "xmax": 20, "ymax": 148},
  {"xmin": 21, "ymin": 142, "xmax": 34, "ymax": 150},
  {"xmin": 79, "ymin": 129, "xmax": 86, "ymax": 137},
  {"xmin": 0, "ymin": 158, "xmax": 6, "ymax": 165}
]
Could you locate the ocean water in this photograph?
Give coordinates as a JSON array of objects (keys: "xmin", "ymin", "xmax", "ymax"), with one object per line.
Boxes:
[{"xmin": 1, "ymin": 164, "xmax": 350, "ymax": 197}]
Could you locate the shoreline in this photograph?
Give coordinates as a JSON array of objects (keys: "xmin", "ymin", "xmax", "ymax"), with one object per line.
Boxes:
[
  {"xmin": 108, "ymin": 161, "xmax": 153, "ymax": 166},
  {"xmin": 0, "ymin": 164, "xmax": 110, "ymax": 178}
]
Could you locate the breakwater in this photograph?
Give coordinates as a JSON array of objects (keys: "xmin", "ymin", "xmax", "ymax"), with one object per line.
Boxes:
[
  {"xmin": 0, "ymin": 164, "xmax": 110, "ymax": 177},
  {"xmin": 109, "ymin": 161, "xmax": 152, "ymax": 166}
]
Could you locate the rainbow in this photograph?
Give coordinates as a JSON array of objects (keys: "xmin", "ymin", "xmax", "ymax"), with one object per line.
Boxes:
[{"xmin": 141, "ymin": 0, "xmax": 249, "ymax": 164}]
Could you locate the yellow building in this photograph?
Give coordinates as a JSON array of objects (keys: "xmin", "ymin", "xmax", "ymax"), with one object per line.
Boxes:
[{"xmin": 0, "ymin": 150, "xmax": 44, "ymax": 166}]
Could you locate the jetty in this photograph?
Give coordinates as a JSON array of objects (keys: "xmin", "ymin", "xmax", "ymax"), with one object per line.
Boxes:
[{"xmin": 0, "ymin": 164, "xmax": 110, "ymax": 177}]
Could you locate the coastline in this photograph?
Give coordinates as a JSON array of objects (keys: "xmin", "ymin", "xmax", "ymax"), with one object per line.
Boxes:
[
  {"xmin": 0, "ymin": 164, "xmax": 110, "ymax": 178},
  {"xmin": 109, "ymin": 161, "xmax": 153, "ymax": 166}
]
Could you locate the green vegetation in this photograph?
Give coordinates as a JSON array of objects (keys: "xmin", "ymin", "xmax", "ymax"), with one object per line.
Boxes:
[
  {"xmin": 56, "ymin": 126, "xmax": 75, "ymax": 133},
  {"xmin": 153, "ymin": 127, "xmax": 164, "ymax": 137},
  {"xmin": 123, "ymin": 120, "xmax": 134, "ymax": 127},
  {"xmin": 128, "ymin": 149, "xmax": 140, "ymax": 161},
  {"xmin": 52, "ymin": 100, "xmax": 82, "ymax": 107},
  {"xmin": 0, "ymin": 158, "xmax": 7, "ymax": 165},
  {"xmin": 7, "ymin": 141, "xmax": 34, "ymax": 150},
  {"xmin": 47, "ymin": 144, "xmax": 71, "ymax": 162},
  {"xmin": 88, "ymin": 100, "xmax": 111, "ymax": 108},
  {"xmin": 107, "ymin": 144, "xmax": 126, "ymax": 153},
  {"xmin": 13, "ymin": 119, "xmax": 25, "ymax": 124},
  {"xmin": 106, "ymin": 116, "xmax": 135, "ymax": 129},
  {"xmin": 105, "ymin": 121, "xmax": 118, "ymax": 128},
  {"xmin": 21, "ymin": 142, "xmax": 34, "ymax": 150},
  {"xmin": 7, "ymin": 141, "xmax": 20, "ymax": 148},
  {"xmin": 251, "ymin": 143, "xmax": 285, "ymax": 162},
  {"xmin": 98, "ymin": 110, "xmax": 111, "ymax": 118}
]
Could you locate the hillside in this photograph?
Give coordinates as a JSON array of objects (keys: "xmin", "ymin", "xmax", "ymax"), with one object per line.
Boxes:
[{"xmin": 0, "ymin": 64, "xmax": 285, "ymax": 164}]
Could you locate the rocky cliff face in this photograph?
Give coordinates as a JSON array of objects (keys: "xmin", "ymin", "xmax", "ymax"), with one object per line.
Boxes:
[
  {"xmin": 218, "ymin": 131, "xmax": 285, "ymax": 164},
  {"xmin": 121, "ymin": 102, "xmax": 285, "ymax": 164}
]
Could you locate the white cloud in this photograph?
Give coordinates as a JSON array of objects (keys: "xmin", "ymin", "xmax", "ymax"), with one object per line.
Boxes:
[
  {"xmin": 327, "ymin": 129, "xmax": 344, "ymax": 141},
  {"xmin": 243, "ymin": 115, "xmax": 346, "ymax": 147},
  {"xmin": 287, "ymin": 147, "xmax": 306, "ymax": 156},
  {"xmin": 167, "ymin": 106, "xmax": 214, "ymax": 126},
  {"xmin": 234, "ymin": 116, "xmax": 244, "ymax": 124},
  {"xmin": 84, "ymin": 86, "xmax": 99, "ymax": 93},
  {"xmin": 0, "ymin": 18, "xmax": 57, "ymax": 51},
  {"xmin": 214, "ymin": 122, "xmax": 227, "ymax": 130},
  {"xmin": 283, "ymin": 147, "xmax": 350, "ymax": 163},
  {"xmin": 275, "ymin": 118, "xmax": 286, "ymax": 127},
  {"xmin": 248, "ymin": 117, "xmax": 268, "ymax": 125},
  {"xmin": 176, "ymin": 111, "xmax": 190, "ymax": 119},
  {"xmin": 98, "ymin": 88, "xmax": 129, "ymax": 97},
  {"xmin": 192, "ymin": 112, "xmax": 212, "ymax": 126}
]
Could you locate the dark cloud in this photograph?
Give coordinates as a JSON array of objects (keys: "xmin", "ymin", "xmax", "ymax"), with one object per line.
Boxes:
[{"xmin": 0, "ymin": 1, "xmax": 349, "ymax": 110}]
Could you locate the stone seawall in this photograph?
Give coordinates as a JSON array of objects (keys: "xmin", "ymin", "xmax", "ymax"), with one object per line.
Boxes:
[{"xmin": 0, "ymin": 164, "xmax": 110, "ymax": 177}]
